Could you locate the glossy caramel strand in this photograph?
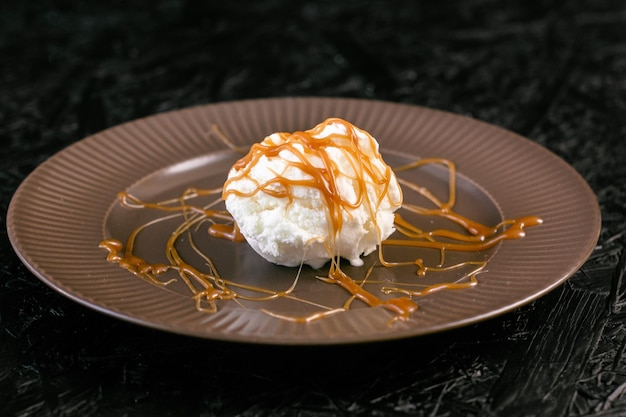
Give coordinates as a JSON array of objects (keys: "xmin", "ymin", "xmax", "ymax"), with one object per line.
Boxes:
[
  {"xmin": 385, "ymin": 214, "xmax": 543, "ymax": 253},
  {"xmin": 99, "ymin": 239, "xmax": 173, "ymax": 285},
  {"xmin": 208, "ymin": 223, "xmax": 245, "ymax": 242},
  {"xmin": 326, "ymin": 263, "xmax": 418, "ymax": 320}
]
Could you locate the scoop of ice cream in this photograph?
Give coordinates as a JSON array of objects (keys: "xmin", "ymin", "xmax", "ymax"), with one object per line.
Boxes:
[{"xmin": 223, "ymin": 118, "xmax": 402, "ymax": 269}]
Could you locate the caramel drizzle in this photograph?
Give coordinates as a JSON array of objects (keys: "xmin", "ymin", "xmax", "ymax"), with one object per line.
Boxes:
[
  {"xmin": 100, "ymin": 190, "xmax": 325, "ymax": 314},
  {"xmin": 382, "ymin": 158, "xmax": 542, "ymax": 271},
  {"xmin": 99, "ymin": 119, "xmax": 542, "ymax": 323}
]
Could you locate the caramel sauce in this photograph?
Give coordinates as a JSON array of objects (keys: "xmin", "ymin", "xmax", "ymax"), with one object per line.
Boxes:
[
  {"xmin": 99, "ymin": 118, "xmax": 542, "ymax": 324},
  {"xmin": 386, "ymin": 214, "xmax": 543, "ymax": 252},
  {"xmin": 207, "ymin": 223, "xmax": 245, "ymax": 242},
  {"xmin": 99, "ymin": 239, "xmax": 170, "ymax": 277}
]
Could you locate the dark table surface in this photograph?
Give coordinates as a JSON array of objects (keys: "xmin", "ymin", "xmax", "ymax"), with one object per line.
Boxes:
[{"xmin": 2, "ymin": 1, "xmax": 625, "ymax": 416}]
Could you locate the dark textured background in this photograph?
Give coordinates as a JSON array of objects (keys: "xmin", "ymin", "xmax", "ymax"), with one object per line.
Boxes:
[{"xmin": 2, "ymin": 1, "xmax": 625, "ymax": 416}]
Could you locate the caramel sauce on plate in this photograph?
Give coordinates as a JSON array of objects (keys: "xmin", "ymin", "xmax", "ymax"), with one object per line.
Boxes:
[{"xmin": 100, "ymin": 119, "xmax": 542, "ymax": 323}]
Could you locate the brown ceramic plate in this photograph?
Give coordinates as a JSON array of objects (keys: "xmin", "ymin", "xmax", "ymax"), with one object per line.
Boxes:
[{"xmin": 7, "ymin": 98, "xmax": 600, "ymax": 344}]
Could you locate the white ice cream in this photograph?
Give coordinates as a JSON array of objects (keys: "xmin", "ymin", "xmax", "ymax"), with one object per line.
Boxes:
[{"xmin": 223, "ymin": 118, "xmax": 402, "ymax": 269}]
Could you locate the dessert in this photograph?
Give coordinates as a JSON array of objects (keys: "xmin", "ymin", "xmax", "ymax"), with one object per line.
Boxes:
[
  {"xmin": 223, "ymin": 118, "xmax": 402, "ymax": 269},
  {"xmin": 99, "ymin": 118, "xmax": 543, "ymax": 323}
]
